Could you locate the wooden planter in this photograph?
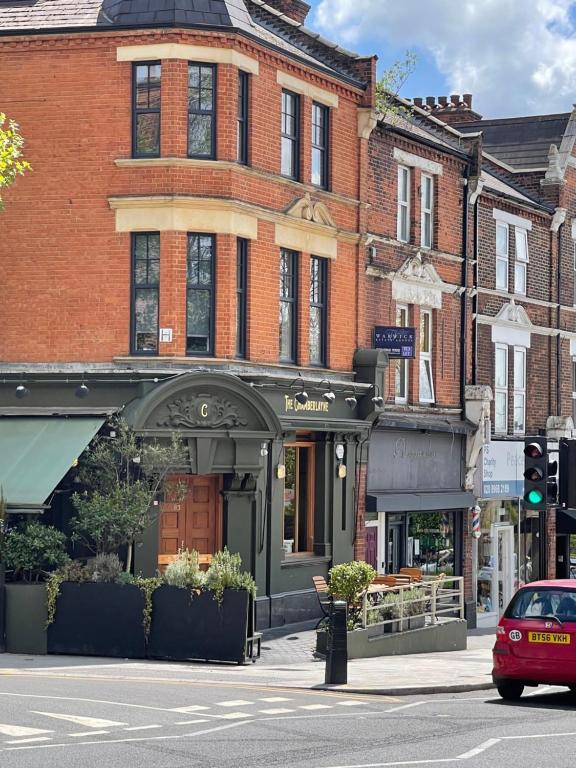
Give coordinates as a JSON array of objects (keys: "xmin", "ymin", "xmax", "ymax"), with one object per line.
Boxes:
[
  {"xmin": 147, "ymin": 585, "xmax": 252, "ymax": 664},
  {"xmin": 47, "ymin": 582, "xmax": 146, "ymax": 659},
  {"xmin": 5, "ymin": 583, "xmax": 48, "ymax": 654}
]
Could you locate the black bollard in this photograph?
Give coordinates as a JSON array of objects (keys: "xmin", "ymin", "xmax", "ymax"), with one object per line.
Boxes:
[{"xmin": 325, "ymin": 599, "xmax": 348, "ymax": 684}]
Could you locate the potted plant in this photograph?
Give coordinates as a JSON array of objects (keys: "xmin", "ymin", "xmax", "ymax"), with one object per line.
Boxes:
[
  {"xmin": 147, "ymin": 548, "xmax": 257, "ymax": 664},
  {"xmin": 327, "ymin": 560, "xmax": 376, "ymax": 630},
  {"xmin": 3, "ymin": 520, "xmax": 69, "ymax": 653},
  {"xmin": 46, "ymin": 555, "xmax": 148, "ymax": 659},
  {"xmin": 405, "ymin": 587, "xmax": 427, "ymax": 630}
]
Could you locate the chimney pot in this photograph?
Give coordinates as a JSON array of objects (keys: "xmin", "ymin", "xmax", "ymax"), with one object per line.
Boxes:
[
  {"xmin": 426, "ymin": 96, "xmax": 436, "ymax": 107},
  {"xmin": 413, "ymin": 97, "xmax": 423, "ymax": 107},
  {"xmin": 450, "ymin": 93, "xmax": 460, "ymax": 106},
  {"xmin": 463, "ymin": 93, "xmax": 473, "ymax": 108},
  {"xmin": 438, "ymin": 96, "xmax": 448, "ymax": 107}
]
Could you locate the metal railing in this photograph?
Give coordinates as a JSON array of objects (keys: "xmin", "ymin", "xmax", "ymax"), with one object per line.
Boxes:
[{"xmin": 360, "ymin": 575, "xmax": 464, "ymax": 631}]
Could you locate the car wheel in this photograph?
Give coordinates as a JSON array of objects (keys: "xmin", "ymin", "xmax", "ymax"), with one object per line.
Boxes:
[{"xmin": 496, "ymin": 680, "xmax": 524, "ymax": 701}]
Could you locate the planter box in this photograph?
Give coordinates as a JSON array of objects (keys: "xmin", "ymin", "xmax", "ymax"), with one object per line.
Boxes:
[
  {"xmin": 47, "ymin": 582, "xmax": 146, "ymax": 659},
  {"xmin": 147, "ymin": 585, "xmax": 250, "ymax": 664},
  {"xmin": 5, "ymin": 583, "xmax": 47, "ymax": 654}
]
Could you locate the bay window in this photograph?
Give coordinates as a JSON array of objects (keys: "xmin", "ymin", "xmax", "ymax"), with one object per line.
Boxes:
[
  {"xmin": 419, "ymin": 309, "xmax": 434, "ymax": 403},
  {"xmin": 186, "ymin": 234, "xmax": 214, "ymax": 355},
  {"xmin": 132, "ymin": 62, "xmax": 161, "ymax": 158},
  {"xmin": 188, "ymin": 63, "xmax": 216, "ymax": 158},
  {"xmin": 495, "ymin": 343, "xmax": 509, "ymax": 433},
  {"xmin": 131, "ymin": 233, "xmax": 160, "ymax": 354}
]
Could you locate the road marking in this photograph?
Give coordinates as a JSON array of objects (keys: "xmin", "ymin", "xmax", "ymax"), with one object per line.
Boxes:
[
  {"xmin": 175, "ymin": 720, "xmax": 209, "ymax": 725},
  {"xmin": 258, "ymin": 708, "xmax": 294, "ymax": 714},
  {"xmin": 218, "ymin": 712, "xmax": 253, "ymax": 719},
  {"xmin": 317, "ymin": 759, "xmax": 458, "ymax": 767},
  {"xmin": 503, "ymin": 730, "xmax": 576, "ymax": 740},
  {"xmin": 31, "ymin": 712, "xmax": 127, "ymax": 729},
  {"xmin": 216, "ymin": 700, "xmax": 252, "ymax": 707},
  {"xmin": 385, "ymin": 702, "xmax": 425, "ymax": 713},
  {"xmin": 457, "ymin": 738, "xmax": 501, "ymax": 759},
  {"xmin": 123, "ymin": 725, "xmax": 162, "ymax": 731},
  {"xmin": 5, "ymin": 737, "xmax": 52, "ymax": 745},
  {"xmin": 70, "ymin": 731, "xmax": 110, "ymax": 737},
  {"xmin": 0, "ymin": 725, "xmax": 53, "ymax": 738},
  {"xmin": 524, "ymin": 686, "xmax": 557, "ymax": 697},
  {"xmin": 258, "ymin": 697, "xmax": 293, "ymax": 703},
  {"xmin": 299, "ymin": 704, "xmax": 332, "ymax": 710},
  {"xmin": 169, "ymin": 705, "xmax": 210, "ymax": 713},
  {"xmin": 337, "ymin": 701, "xmax": 364, "ymax": 707}
]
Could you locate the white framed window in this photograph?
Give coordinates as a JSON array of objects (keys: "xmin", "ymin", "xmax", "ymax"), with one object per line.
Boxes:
[
  {"xmin": 514, "ymin": 227, "xmax": 528, "ymax": 296},
  {"xmin": 419, "ymin": 309, "xmax": 434, "ymax": 403},
  {"xmin": 395, "ymin": 304, "xmax": 409, "ymax": 403},
  {"xmin": 420, "ymin": 174, "xmax": 433, "ymax": 249},
  {"xmin": 496, "ymin": 221, "xmax": 509, "ymax": 291},
  {"xmin": 513, "ymin": 346, "xmax": 526, "ymax": 434},
  {"xmin": 494, "ymin": 343, "xmax": 508, "ymax": 433},
  {"xmin": 397, "ymin": 166, "xmax": 410, "ymax": 242}
]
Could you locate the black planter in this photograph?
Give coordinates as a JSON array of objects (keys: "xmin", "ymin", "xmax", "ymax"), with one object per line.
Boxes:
[
  {"xmin": 147, "ymin": 585, "xmax": 250, "ymax": 664},
  {"xmin": 47, "ymin": 582, "xmax": 146, "ymax": 659}
]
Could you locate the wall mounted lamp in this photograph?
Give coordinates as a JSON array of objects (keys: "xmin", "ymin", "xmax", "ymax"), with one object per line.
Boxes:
[
  {"xmin": 15, "ymin": 384, "xmax": 30, "ymax": 399},
  {"xmin": 371, "ymin": 384, "xmax": 384, "ymax": 408},
  {"xmin": 320, "ymin": 379, "xmax": 336, "ymax": 404},
  {"xmin": 75, "ymin": 383, "xmax": 90, "ymax": 399}
]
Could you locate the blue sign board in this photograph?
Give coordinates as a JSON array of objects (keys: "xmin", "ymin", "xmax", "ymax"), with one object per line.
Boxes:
[{"xmin": 373, "ymin": 326, "xmax": 416, "ymax": 358}]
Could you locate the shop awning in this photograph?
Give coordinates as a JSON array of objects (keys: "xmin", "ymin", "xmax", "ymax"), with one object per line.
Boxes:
[
  {"xmin": 367, "ymin": 491, "xmax": 476, "ymax": 513},
  {"xmin": 0, "ymin": 417, "xmax": 104, "ymax": 507}
]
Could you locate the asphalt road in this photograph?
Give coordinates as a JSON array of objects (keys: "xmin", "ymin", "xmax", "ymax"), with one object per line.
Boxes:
[{"xmin": 1, "ymin": 659, "xmax": 576, "ymax": 767}]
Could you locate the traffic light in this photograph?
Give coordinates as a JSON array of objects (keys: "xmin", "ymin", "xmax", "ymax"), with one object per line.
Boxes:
[
  {"xmin": 523, "ymin": 437, "xmax": 557, "ymax": 509},
  {"xmin": 559, "ymin": 438, "xmax": 576, "ymax": 509}
]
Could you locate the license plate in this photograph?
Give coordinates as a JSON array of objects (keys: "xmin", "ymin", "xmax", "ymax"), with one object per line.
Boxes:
[{"xmin": 528, "ymin": 631, "xmax": 571, "ymax": 644}]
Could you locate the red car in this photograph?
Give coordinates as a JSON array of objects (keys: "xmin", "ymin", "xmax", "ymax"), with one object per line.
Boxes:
[{"xmin": 493, "ymin": 579, "xmax": 576, "ymax": 700}]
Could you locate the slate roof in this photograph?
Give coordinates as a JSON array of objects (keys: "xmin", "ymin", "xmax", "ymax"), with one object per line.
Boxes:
[
  {"xmin": 455, "ymin": 113, "xmax": 570, "ymax": 170},
  {"xmin": 0, "ymin": 0, "xmax": 365, "ymax": 84}
]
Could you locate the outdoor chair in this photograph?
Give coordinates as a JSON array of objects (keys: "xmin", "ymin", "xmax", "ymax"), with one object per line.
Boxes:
[
  {"xmin": 400, "ymin": 567, "xmax": 422, "ymax": 582},
  {"xmin": 312, "ymin": 575, "xmax": 332, "ymax": 628}
]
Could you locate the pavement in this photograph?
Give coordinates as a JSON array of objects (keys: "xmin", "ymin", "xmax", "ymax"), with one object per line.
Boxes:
[{"xmin": 0, "ymin": 625, "xmax": 496, "ymax": 697}]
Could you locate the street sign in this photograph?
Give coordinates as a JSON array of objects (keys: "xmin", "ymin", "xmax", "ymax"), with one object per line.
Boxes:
[{"xmin": 373, "ymin": 326, "xmax": 416, "ymax": 358}]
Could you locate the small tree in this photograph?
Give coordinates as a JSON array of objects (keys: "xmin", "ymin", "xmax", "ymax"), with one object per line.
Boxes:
[
  {"xmin": 328, "ymin": 561, "xmax": 376, "ymax": 629},
  {"xmin": 375, "ymin": 51, "xmax": 418, "ymax": 123},
  {"xmin": 71, "ymin": 418, "xmax": 187, "ymax": 571},
  {"xmin": 0, "ymin": 112, "xmax": 31, "ymax": 209}
]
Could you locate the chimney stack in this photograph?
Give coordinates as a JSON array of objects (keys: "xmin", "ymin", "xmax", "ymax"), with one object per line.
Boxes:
[
  {"xmin": 264, "ymin": 0, "xmax": 311, "ymax": 24},
  {"xmin": 408, "ymin": 94, "xmax": 482, "ymax": 125}
]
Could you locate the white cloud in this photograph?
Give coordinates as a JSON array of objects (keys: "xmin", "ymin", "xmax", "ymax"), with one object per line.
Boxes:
[{"xmin": 314, "ymin": 0, "xmax": 576, "ymax": 117}]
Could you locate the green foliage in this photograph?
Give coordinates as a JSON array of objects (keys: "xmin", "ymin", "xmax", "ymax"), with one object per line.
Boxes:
[
  {"xmin": 0, "ymin": 488, "xmax": 6, "ymax": 563},
  {"xmin": 205, "ymin": 547, "xmax": 257, "ymax": 602},
  {"xmin": 46, "ymin": 571, "xmax": 64, "ymax": 627},
  {"xmin": 405, "ymin": 587, "xmax": 427, "ymax": 616},
  {"xmin": 134, "ymin": 576, "xmax": 162, "ymax": 638},
  {"xmin": 85, "ymin": 553, "xmax": 124, "ymax": 583},
  {"xmin": 4, "ymin": 521, "xmax": 69, "ymax": 582},
  {"xmin": 375, "ymin": 51, "xmax": 418, "ymax": 122},
  {"xmin": 328, "ymin": 560, "xmax": 376, "ymax": 628},
  {"xmin": 0, "ymin": 113, "xmax": 31, "ymax": 209},
  {"xmin": 71, "ymin": 482, "xmax": 153, "ymax": 555},
  {"xmin": 71, "ymin": 418, "xmax": 187, "ymax": 567},
  {"xmin": 164, "ymin": 548, "xmax": 206, "ymax": 589}
]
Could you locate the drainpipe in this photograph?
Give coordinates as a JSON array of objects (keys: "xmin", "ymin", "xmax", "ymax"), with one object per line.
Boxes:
[
  {"xmin": 471, "ymin": 195, "xmax": 479, "ymax": 385},
  {"xmin": 460, "ymin": 165, "xmax": 470, "ymax": 411},
  {"xmin": 555, "ymin": 215, "xmax": 565, "ymax": 415}
]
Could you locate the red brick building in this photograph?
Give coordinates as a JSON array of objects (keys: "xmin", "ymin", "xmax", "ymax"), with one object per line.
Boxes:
[{"xmin": 0, "ymin": 0, "xmax": 380, "ymax": 628}]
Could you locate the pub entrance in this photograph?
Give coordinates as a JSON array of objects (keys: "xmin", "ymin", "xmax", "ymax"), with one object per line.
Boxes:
[{"xmin": 159, "ymin": 475, "xmax": 222, "ymax": 566}]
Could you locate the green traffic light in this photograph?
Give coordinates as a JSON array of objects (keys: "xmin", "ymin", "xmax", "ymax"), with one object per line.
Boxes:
[{"xmin": 526, "ymin": 489, "xmax": 544, "ymax": 504}]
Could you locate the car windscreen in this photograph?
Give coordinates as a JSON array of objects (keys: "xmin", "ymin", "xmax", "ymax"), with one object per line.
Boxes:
[{"xmin": 506, "ymin": 588, "xmax": 576, "ymax": 622}]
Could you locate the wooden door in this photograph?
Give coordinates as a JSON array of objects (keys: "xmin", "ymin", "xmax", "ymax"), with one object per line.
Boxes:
[{"xmin": 159, "ymin": 475, "xmax": 220, "ymax": 559}]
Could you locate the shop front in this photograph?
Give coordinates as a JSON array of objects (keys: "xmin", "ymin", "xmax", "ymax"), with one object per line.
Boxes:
[
  {"xmin": 365, "ymin": 424, "xmax": 474, "ymax": 617},
  {"xmin": 0, "ymin": 368, "xmax": 370, "ymax": 630},
  {"xmin": 474, "ymin": 440, "xmax": 527, "ymax": 627}
]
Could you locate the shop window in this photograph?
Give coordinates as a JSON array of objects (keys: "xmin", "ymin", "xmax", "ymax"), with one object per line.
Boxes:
[
  {"xmin": 494, "ymin": 343, "xmax": 508, "ymax": 433},
  {"xmin": 236, "ymin": 238, "xmax": 248, "ymax": 358},
  {"xmin": 188, "ymin": 63, "xmax": 216, "ymax": 159},
  {"xmin": 419, "ymin": 309, "xmax": 434, "ymax": 403},
  {"xmin": 311, "ymin": 102, "xmax": 329, "ymax": 189},
  {"xmin": 514, "ymin": 227, "xmax": 528, "ymax": 295},
  {"xmin": 420, "ymin": 173, "xmax": 433, "ymax": 249},
  {"xmin": 132, "ymin": 62, "xmax": 161, "ymax": 158},
  {"xmin": 283, "ymin": 444, "xmax": 315, "ymax": 555},
  {"xmin": 186, "ymin": 234, "xmax": 214, "ymax": 355},
  {"xmin": 397, "ymin": 165, "xmax": 410, "ymax": 242},
  {"xmin": 309, "ymin": 256, "xmax": 327, "ymax": 366},
  {"xmin": 496, "ymin": 221, "xmax": 509, "ymax": 291},
  {"xmin": 407, "ymin": 511, "xmax": 455, "ymax": 576},
  {"xmin": 237, "ymin": 70, "xmax": 249, "ymax": 165},
  {"xmin": 513, "ymin": 346, "xmax": 526, "ymax": 434},
  {"xmin": 395, "ymin": 304, "xmax": 409, "ymax": 403},
  {"xmin": 131, "ymin": 232, "xmax": 159, "ymax": 354},
  {"xmin": 279, "ymin": 248, "xmax": 298, "ymax": 363},
  {"xmin": 281, "ymin": 90, "xmax": 300, "ymax": 180}
]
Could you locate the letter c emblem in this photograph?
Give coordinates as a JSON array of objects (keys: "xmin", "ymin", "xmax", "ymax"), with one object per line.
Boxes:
[{"xmin": 200, "ymin": 403, "xmax": 208, "ymax": 418}]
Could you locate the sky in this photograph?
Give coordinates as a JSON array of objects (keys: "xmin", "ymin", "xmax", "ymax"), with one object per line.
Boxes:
[{"xmin": 306, "ymin": 0, "xmax": 576, "ymax": 119}]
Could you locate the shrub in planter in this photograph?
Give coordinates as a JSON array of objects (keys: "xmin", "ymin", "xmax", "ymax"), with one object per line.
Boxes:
[
  {"xmin": 4, "ymin": 521, "xmax": 69, "ymax": 582},
  {"xmin": 164, "ymin": 548, "xmax": 206, "ymax": 589},
  {"xmin": 85, "ymin": 553, "xmax": 124, "ymax": 583},
  {"xmin": 328, "ymin": 561, "xmax": 376, "ymax": 627}
]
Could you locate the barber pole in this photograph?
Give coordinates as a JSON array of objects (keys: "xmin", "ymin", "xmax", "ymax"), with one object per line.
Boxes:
[{"xmin": 472, "ymin": 506, "xmax": 481, "ymax": 539}]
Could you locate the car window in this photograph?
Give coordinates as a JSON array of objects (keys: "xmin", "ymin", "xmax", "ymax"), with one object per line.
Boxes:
[{"xmin": 506, "ymin": 588, "xmax": 576, "ymax": 621}]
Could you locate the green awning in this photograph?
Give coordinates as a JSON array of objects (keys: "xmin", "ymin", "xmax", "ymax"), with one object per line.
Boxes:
[{"xmin": 0, "ymin": 417, "xmax": 104, "ymax": 506}]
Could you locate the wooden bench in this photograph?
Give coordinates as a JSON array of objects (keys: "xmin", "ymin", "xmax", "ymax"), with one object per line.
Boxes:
[{"xmin": 158, "ymin": 553, "xmax": 213, "ymax": 570}]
